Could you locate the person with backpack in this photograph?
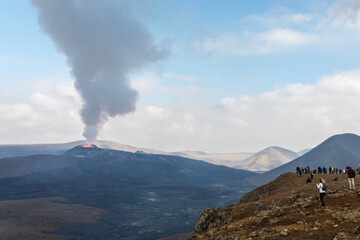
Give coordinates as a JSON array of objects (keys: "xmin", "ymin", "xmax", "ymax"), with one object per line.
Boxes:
[
  {"xmin": 347, "ymin": 167, "xmax": 356, "ymax": 190},
  {"xmin": 317, "ymin": 178, "xmax": 326, "ymax": 206}
]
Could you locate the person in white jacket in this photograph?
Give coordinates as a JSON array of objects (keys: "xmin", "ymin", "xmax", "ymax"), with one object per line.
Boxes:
[{"xmin": 316, "ymin": 178, "xmax": 326, "ymax": 206}]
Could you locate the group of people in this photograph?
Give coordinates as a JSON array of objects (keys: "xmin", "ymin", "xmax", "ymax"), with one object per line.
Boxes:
[
  {"xmin": 296, "ymin": 166, "xmax": 360, "ymax": 176},
  {"xmin": 307, "ymin": 166, "xmax": 358, "ymax": 207},
  {"xmin": 294, "ymin": 165, "xmax": 358, "ymax": 206}
]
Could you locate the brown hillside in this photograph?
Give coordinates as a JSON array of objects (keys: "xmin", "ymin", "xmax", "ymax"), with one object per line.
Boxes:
[{"xmin": 190, "ymin": 173, "xmax": 360, "ymax": 240}]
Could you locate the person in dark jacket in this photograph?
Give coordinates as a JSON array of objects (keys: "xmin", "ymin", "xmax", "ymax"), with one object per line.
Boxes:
[
  {"xmin": 347, "ymin": 167, "xmax": 356, "ymax": 190},
  {"xmin": 306, "ymin": 177, "xmax": 311, "ymax": 183}
]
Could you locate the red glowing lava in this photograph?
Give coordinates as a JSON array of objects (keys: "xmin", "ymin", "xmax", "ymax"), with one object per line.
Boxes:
[{"xmin": 81, "ymin": 144, "xmax": 94, "ymax": 148}]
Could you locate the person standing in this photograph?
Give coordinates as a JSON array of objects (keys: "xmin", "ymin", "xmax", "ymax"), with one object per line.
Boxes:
[
  {"xmin": 347, "ymin": 167, "xmax": 356, "ymax": 190},
  {"xmin": 317, "ymin": 178, "xmax": 326, "ymax": 206}
]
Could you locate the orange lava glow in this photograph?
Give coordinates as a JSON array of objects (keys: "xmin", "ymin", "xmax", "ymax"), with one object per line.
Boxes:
[{"xmin": 81, "ymin": 144, "xmax": 94, "ymax": 148}]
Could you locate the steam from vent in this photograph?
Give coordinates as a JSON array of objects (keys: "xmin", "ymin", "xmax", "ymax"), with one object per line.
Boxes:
[{"xmin": 32, "ymin": 0, "xmax": 168, "ymax": 142}]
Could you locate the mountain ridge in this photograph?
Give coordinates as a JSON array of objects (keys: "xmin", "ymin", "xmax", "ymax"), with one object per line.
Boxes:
[
  {"xmin": 247, "ymin": 133, "xmax": 360, "ymax": 186},
  {"xmin": 0, "ymin": 140, "xmax": 167, "ymax": 158},
  {"xmin": 234, "ymin": 146, "xmax": 298, "ymax": 172}
]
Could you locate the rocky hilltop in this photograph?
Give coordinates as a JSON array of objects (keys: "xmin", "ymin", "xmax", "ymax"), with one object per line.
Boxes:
[{"xmin": 190, "ymin": 173, "xmax": 360, "ymax": 240}]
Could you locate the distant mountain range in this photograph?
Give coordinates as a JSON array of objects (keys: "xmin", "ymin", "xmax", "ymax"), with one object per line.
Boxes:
[
  {"xmin": 233, "ymin": 146, "xmax": 299, "ymax": 172},
  {"xmin": 246, "ymin": 133, "xmax": 360, "ymax": 186},
  {"xmin": 1, "ymin": 141, "xmax": 306, "ymax": 173},
  {"xmin": 0, "ymin": 145, "xmax": 257, "ymax": 240},
  {"xmin": 0, "ymin": 140, "xmax": 167, "ymax": 159},
  {"xmin": 170, "ymin": 147, "xmax": 313, "ymax": 172},
  {"xmin": 171, "ymin": 152, "xmax": 253, "ymax": 168}
]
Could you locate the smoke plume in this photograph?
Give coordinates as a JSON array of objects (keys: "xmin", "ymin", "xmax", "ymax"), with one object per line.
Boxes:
[{"xmin": 32, "ymin": 0, "xmax": 167, "ymax": 142}]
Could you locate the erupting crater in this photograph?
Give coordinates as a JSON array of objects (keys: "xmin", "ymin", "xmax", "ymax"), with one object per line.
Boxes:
[{"xmin": 81, "ymin": 144, "xmax": 96, "ymax": 148}]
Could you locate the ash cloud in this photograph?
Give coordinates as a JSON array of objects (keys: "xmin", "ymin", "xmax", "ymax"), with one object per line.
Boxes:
[{"xmin": 32, "ymin": 0, "xmax": 168, "ymax": 142}]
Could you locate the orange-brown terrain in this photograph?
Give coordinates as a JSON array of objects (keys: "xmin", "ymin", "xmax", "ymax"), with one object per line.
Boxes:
[
  {"xmin": 190, "ymin": 173, "xmax": 360, "ymax": 240},
  {"xmin": 0, "ymin": 196, "xmax": 106, "ymax": 240}
]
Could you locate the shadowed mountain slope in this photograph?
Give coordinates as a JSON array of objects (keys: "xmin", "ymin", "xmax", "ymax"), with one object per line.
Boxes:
[
  {"xmin": 0, "ymin": 145, "xmax": 257, "ymax": 240},
  {"xmin": 297, "ymin": 148, "xmax": 312, "ymax": 156},
  {"xmin": 247, "ymin": 133, "xmax": 360, "ymax": 186}
]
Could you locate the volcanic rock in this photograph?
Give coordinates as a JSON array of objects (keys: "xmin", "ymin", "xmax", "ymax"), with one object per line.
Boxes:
[{"xmin": 190, "ymin": 173, "xmax": 360, "ymax": 240}]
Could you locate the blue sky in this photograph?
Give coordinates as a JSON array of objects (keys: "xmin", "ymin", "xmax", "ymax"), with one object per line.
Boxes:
[{"xmin": 1, "ymin": 0, "xmax": 360, "ymax": 152}]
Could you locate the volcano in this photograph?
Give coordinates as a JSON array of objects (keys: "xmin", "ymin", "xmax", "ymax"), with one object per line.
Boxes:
[{"xmin": 0, "ymin": 145, "xmax": 257, "ymax": 240}]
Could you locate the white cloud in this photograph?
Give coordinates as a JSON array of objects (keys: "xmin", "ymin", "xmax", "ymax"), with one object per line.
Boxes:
[
  {"xmin": 221, "ymin": 97, "xmax": 236, "ymax": 106},
  {"xmin": 202, "ymin": 28, "xmax": 316, "ymax": 56},
  {"xmin": 0, "ymin": 81, "xmax": 83, "ymax": 144},
  {"xmin": 286, "ymin": 14, "xmax": 313, "ymax": 24},
  {"xmin": 248, "ymin": 13, "xmax": 313, "ymax": 26},
  {"xmin": 31, "ymin": 92, "xmax": 61, "ymax": 109},
  {"xmin": 0, "ymin": 103, "xmax": 37, "ymax": 126},
  {"xmin": 146, "ymin": 106, "xmax": 168, "ymax": 119},
  {"xmin": 260, "ymin": 28, "xmax": 316, "ymax": 46},
  {"xmin": 102, "ymin": 69, "xmax": 360, "ymax": 152},
  {"xmin": 327, "ymin": 0, "xmax": 360, "ymax": 28},
  {"xmin": 3, "ymin": 69, "xmax": 360, "ymax": 152}
]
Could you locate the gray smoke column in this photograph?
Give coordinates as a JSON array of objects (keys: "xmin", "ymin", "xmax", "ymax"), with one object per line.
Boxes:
[{"xmin": 32, "ymin": 0, "xmax": 168, "ymax": 142}]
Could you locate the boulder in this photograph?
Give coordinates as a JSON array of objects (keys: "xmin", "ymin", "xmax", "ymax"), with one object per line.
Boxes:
[
  {"xmin": 334, "ymin": 232, "xmax": 348, "ymax": 240},
  {"xmin": 194, "ymin": 207, "xmax": 232, "ymax": 234}
]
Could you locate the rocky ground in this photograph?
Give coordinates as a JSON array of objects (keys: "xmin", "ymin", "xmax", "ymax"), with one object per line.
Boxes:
[{"xmin": 190, "ymin": 173, "xmax": 360, "ymax": 240}]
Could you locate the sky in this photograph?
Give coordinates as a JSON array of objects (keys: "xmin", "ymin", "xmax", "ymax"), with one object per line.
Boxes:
[{"xmin": 1, "ymin": 0, "xmax": 360, "ymax": 153}]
